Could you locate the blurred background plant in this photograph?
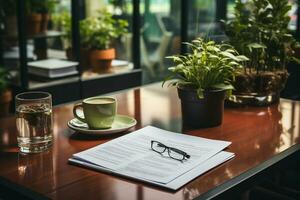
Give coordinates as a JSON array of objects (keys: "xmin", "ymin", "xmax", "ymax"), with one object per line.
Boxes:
[
  {"xmin": 224, "ymin": 0, "xmax": 299, "ymax": 72},
  {"xmin": 223, "ymin": 0, "xmax": 300, "ymax": 105},
  {"xmin": 80, "ymin": 9, "xmax": 128, "ymax": 50}
]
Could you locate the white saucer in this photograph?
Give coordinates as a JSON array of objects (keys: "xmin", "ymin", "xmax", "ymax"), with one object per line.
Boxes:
[{"xmin": 67, "ymin": 115, "xmax": 137, "ymax": 135}]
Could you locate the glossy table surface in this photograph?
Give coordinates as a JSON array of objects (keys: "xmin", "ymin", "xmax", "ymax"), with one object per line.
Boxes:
[{"xmin": 0, "ymin": 83, "xmax": 300, "ymax": 200}]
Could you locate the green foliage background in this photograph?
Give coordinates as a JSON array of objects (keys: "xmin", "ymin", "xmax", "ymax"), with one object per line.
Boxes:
[
  {"xmin": 224, "ymin": 0, "xmax": 298, "ymax": 72},
  {"xmin": 80, "ymin": 10, "xmax": 128, "ymax": 50},
  {"xmin": 53, "ymin": 10, "xmax": 128, "ymax": 50}
]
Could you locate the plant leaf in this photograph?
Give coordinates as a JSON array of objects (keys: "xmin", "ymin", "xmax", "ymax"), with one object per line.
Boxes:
[{"xmin": 211, "ymin": 83, "xmax": 234, "ymax": 91}]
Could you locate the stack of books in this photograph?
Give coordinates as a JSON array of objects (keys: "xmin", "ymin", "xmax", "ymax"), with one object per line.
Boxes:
[{"xmin": 28, "ymin": 59, "xmax": 79, "ymax": 79}]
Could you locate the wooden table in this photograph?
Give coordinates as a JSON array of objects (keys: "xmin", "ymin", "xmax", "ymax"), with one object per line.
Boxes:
[{"xmin": 0, "ymin": 83, "xmax": 300, "ymax": 200}]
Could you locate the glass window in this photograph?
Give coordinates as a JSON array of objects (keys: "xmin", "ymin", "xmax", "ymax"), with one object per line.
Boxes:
[
  {"xmin": 21, "ymin": 0, "xmax": 79, "ymax": 89},
  {"xmin": 288, "ymin": 0, "xmax": 298, "ymax": 31},
  {"xmin": 141, "ymin": 0, "xmax": 181, "ymax": 84},
  {"xmin": 227, "ymin": 0, "xmax": 236, "ymax": 20},
  {"xmin": 0, "ymin": 0, "xmax": 21, "ymax": 87},
  {"xmin": 81, "ymin": 0, "xmax": 134, "ymax": 80},
  {"xmin": 188, "ymin": 0, "xmax": 218, "ymax": 41}
]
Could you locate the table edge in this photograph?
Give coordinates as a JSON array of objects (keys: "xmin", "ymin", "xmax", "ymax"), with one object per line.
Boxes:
[{"xmin": 195, "ymin": 143, "xmax": 300, "ymax": 200}]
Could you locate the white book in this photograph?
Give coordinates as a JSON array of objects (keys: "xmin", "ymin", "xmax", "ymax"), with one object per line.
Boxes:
[
  {"xmin": 69, "ymin": 126, "xmax": 234, "ymax": 190},
  {"xmin": 28, "ymin": 59, "xmax": 78, "ymax": 78}
]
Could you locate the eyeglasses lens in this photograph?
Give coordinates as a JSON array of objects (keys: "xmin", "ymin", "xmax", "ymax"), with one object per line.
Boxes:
[
  {"xmin": 151, "ymin": 141, "xmax": 166, "ymax": 153},
  {"xmin": 168, "ymin": 149, "xmax": 185, "ymax": 160}
]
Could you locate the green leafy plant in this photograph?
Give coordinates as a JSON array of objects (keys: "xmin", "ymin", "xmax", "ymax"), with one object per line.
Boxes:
[
  {"xmin": 53, "ymin": 10, "xmax": 128, "ymax": 50},
  {"xmin": 0, "ymin": 65, "xmax": 10, "ymax": 94},
  {"xmin": 80, "ymin": 10, "xmax": 128, "ymax": 50},
  {"xmin": 223, "ymin": 0, "xmax": 299, "ymax": 72},
  {"xmin": 164, "ymin": 38, "xmax": 248, "ymax": 98}
]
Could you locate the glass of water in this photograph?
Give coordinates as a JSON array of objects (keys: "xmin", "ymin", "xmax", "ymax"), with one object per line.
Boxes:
[{"xmin": 15, "ymin": 92, "xmax": 53, "ymax": 153}]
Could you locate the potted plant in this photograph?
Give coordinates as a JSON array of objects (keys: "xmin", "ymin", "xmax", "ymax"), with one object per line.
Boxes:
[
  {"xmin": 164, "ymin": 38, "xmax": 248, "ymax": 128},
  {"xmin": 223, "ymin": 0, "xmax": 299, "ymax": 106},
  {"xmin": 40, "ymin": 0, "xmax": 57, "ymax": 33},
  {"xmin": 0, "ymin": 65, "xmax": 12, "ymax": 117},
  {"xmin": 25, "ymin": 0, "xmax": 43, "ymax": 36},
  {"xmin": 23, "ymin": 0, "xmax": 57, "ymax": 35},
  {"xmin": 80, "ymin": 10, "xmax": 128, "ymax": 73}
]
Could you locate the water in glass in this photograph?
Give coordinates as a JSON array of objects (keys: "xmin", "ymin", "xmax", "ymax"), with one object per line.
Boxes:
[{"xmin": 16, "ymin": 103, "xmax": 53, "ymax": 153}]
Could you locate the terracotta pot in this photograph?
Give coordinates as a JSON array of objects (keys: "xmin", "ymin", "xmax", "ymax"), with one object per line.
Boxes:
[
  {"xmin": 90, "ymin": 48, "xmax": 116, "ymax": 73},
  {"xmin": 27, "ymin": 13, "xmax": 42, "ymax": 36},
  {"xmin": 178, "ymin": 87, "xmax": 226, "ymax": 128},
  {"xmin": 41, "ymin": 13, "xmax": 50, "ymax": 33},
  {"xmin": 0, "ymin": 89, "xmax": 12, "ymax": 117}
]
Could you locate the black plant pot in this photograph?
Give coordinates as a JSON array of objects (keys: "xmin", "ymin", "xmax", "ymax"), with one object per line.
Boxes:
[{"xmin": 178, "ymin": 87, "xmax": 226, "ymax": 128}]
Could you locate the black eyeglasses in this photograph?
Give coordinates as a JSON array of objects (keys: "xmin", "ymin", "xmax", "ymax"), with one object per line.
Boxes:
[{"xmin": 151, "ymin": 140, "xmax": 191, "ymax": 162}]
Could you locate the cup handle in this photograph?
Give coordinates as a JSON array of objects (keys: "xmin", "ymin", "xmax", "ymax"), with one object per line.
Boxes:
[{"xmin": 73, "ymin": 103, "xmax": 86, "ymax": 123}]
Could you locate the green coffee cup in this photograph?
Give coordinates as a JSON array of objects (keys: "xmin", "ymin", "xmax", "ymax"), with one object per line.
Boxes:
[{"xmin": 73, "ymin": 96, "xmax": 117, "ymax": 129}]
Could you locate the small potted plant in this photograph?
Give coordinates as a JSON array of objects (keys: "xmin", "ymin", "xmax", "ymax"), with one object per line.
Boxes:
[
  {"xmin": 40, "ymin": 0, "xmax": 57, "ymax": 33},
  {"xmin": 0, "ymin": 65, "xmax": 12, "ymax": 117},
  {"xmin": 164, "ymin": 38, "xmax": 248, "ymax": 128},
  {"xmin": 80, "ymin": 10, "xmax": 128, "ymax": 73},
  {"xmin": 25, "ymin": 0, "xmax": 43, "ymax": 36},
  {"xmin": 25, "ymin": 0, "xmax": 57, "ymax": 35},
  {"xmin": 223, "ymin": 0, "xmax": 299, "ymax": 106}
]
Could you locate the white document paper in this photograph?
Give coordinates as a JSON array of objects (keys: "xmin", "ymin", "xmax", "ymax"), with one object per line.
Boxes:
[
  {"xmin": 70, "ymin": 126, "xmax": 234, "ymax": 188},
  {"xmin": 69, "ymin": 151, "xmax": 234, "ymax": 190}
]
